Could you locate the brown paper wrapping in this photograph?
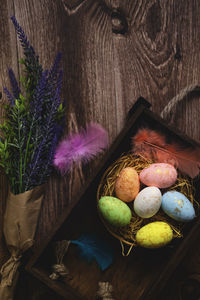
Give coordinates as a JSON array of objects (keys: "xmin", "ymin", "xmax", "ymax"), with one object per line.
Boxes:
[{"xmin": 0, "ymin": 185, "xmax": 44, "ymax": 300}]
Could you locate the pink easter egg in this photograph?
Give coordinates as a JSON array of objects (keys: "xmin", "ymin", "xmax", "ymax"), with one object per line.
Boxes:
[{"xmin": 139, "ymin": 163, "xmax": 177, "ymax": 188}]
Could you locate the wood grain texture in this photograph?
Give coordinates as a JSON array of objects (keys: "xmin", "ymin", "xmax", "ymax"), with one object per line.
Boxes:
[{"xmin": 0, "ymin": 0, "xmax": 200, "ymax": 299}]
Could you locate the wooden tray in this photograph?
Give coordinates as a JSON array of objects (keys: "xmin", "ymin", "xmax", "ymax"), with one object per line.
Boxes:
[{"xmin": 26, "ymin": 98, "xmax": 200, "ymax": 300}]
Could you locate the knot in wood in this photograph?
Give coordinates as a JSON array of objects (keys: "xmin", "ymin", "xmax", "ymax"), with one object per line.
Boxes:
[{"xmin": 111, "ymin": 10, "xmax": 128, "ymax": 35}]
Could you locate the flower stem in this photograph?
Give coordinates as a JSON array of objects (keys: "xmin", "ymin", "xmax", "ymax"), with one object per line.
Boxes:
[
  {"xmin": 19, "ymin": 148, "xmax": 23, "ymax": 193},
  {"xmin": 23, "ymin": 127, "xmax": 32, "ymax": 178},
  {"xmin": 17, "ymin": 106, "xmax": 23, "ymax": 193}
]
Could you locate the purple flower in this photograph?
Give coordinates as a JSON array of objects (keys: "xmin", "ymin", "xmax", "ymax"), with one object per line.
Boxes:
[
  {"xmin": 31, "ymin": 70, "xmax": 48, "ymax": 117},
  {"xmin": 4, "ymin": 16, "xmax": 65, "ymax": 192},
  {"xmin": 11, "ymin": 15, "xmax": 42, "ymax": 90},
  {"xmin": 3, "ymin": 87, "xmax": 15, "ymax": 105},
  {"xmin": 11, "ymin": 16, "xmax": 36, "ymax": 60},
  {"xmin": 8, "ymin": 68, "xmax": 21, "ymax": 99},
  {"xmin": 48, "ymin": 52, "xmax": 62, "ymax": 81}
]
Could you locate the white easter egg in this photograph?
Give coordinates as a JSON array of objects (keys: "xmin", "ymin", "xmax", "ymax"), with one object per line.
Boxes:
[{"xmin": 134, "ymin": 187, "xmax": 162, "ymax": 218}]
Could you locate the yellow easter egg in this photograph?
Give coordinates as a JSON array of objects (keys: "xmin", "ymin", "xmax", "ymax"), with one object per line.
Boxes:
[{"xmin": 136, "ymin": 221, "xmax": 173, "ymax": 248}]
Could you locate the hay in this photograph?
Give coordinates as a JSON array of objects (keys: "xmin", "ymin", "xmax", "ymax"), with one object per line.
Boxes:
[{"xmin": 97, "ymin": 154, "xmax": 197, "ymax": 253}]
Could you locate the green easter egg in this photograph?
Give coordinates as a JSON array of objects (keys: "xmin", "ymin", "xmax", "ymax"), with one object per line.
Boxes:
[{"xmin": 98, "ymin": 196, "xmax": 132, "ymax": 227}]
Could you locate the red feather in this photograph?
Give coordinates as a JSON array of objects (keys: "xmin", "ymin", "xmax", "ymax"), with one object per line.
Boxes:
[{"xmin": 132, "ymin": 128, "xmax": 200, "ymax": 178}]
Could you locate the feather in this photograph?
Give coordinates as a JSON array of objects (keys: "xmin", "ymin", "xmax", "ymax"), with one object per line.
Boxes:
[
  {"xmin": 53, "ymin": 122, "xmax": 109, "ymax": 174},
  {"xmin": 71, "ymin": 233, "xmax": 114, "ymax": 271},
  {"xmin": 132, "ymin": 128, "xmax": 200, "ymax": 178}
]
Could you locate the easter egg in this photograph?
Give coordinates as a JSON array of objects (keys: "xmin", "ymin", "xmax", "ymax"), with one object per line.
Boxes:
[
  {"xmin": 98, "ymin": 196, "xmax": 132, "ymax": 227},
  {"xmin": 134, "ymin": 187, "xmax": 162, "ymax": 218},
  {"xmin": 139, "ymin": 163, "xmax": 177, "ymax": 188},
  {"xmin": 115, "ymin": 167, "xmax": 140, "ymax": 202},
  {"xmin": 136, "ymin": 221, "xmax": 173, "ymax": 248},
  {"xmin": 161, "ymin": 191, "xmax": 195, "ymax": 222}
]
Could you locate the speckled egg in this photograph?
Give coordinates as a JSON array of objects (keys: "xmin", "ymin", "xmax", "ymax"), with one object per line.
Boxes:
[
  {"xmin": 161, "ymin": 191, "xmax": 196, "ymax": 222},
  {"xmin": 136, "ymin": 221, "xmax": 173, "ymax": 248},
  {"xmin": 98, "ymin": 196, "xmax": 132, "ymax": 227},
  {"xmin": 134, "ymin": 187, "xmax": 162, "ymax": 218},
  {"xmin": 140, "ymin": 163, "xmax": 177, "ymax": 188},
  {"xmin": 115, "ymin": 167, "xmax": 140, "ymax": 202}
]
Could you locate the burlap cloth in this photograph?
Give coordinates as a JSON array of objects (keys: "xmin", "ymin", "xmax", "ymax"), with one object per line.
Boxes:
[{"xmin": 0, "ymin": 185, "xmax": 44, "ymax": 300}]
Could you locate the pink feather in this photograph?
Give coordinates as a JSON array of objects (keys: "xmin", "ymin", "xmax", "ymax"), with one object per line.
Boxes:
[{"xmin": 54, "ymin": 122, "xmax": 109, "ymax": 174}]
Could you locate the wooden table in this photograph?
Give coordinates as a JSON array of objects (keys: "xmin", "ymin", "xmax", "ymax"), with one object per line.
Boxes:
[{"xmin": 1, "ymin": 1, "xmax": 200, "ymax": 299}]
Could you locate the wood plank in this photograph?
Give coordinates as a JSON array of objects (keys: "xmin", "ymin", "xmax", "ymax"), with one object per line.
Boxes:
[{"xmin": 0, "ymin": 0, "xmax": 18, "ymax": 268}]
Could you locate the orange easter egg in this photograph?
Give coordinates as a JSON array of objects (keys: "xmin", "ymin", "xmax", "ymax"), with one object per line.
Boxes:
[{"xmin": 115, "ymin": 167, "xmax": 140, "ymax": 202}]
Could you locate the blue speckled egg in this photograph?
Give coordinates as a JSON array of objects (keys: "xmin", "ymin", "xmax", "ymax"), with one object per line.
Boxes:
[{"xmin": 161, "ymin": 191, "xmax": 195, "ymax": 222}]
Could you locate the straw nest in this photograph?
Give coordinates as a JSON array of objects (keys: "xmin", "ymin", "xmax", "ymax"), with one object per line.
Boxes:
[{"xmin": 97, "ymin": 154, "xmax": 197, "ymax": 254}]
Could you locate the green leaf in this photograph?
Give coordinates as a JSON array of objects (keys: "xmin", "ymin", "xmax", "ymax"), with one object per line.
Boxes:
[
  {"xmin": 7, "ymin": 143, "xmax": 20, "ymax": 149},
  {"xmin": 15, "ymin": 99, "xmax": 19, "ymax": 108},
  {"xmin": 19, "ymin": 58, "xmax": 25, "ymax": 65}
]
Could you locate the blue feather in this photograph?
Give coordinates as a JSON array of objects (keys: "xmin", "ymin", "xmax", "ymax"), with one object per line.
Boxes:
[{"xmin": 71, "ymin": 233, "xmax": 114, "ymax": 271}]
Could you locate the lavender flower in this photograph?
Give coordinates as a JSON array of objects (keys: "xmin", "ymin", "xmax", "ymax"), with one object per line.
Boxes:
[
  {"xmin": 56, "ymin": 69, "xmax": 64, "ymax": 93},
  {"xmin": 38, "ymin": 133, "xmax": 58, "ymax": 185},
  {"xmin": 30, "ymin": 70, "xmax": 48, "ymax": 118},
  {"xmin": 3, "ymin": 87, "xmax": 15, "ymax": 105},
  {"xmin": 11, "ymin": 15, "xmax": 42, "ymax": 92},
  {"xmin": 48, "ymin": 52, "xmax": 62, "ymax": 82},
  {"xmin": 25, "ymin": 139, "xmax": 46, "ymax": 189},
  {"xmin": 2, "ymin": 17, "xmax": 65, "ymax": 193},
  {"xmin": 8, "ymin": 68, "xmax": 21, "ymax": 99},
  {"xmin": 11, "ymin": 16, "xmax": 39, "ymax": 70}
]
